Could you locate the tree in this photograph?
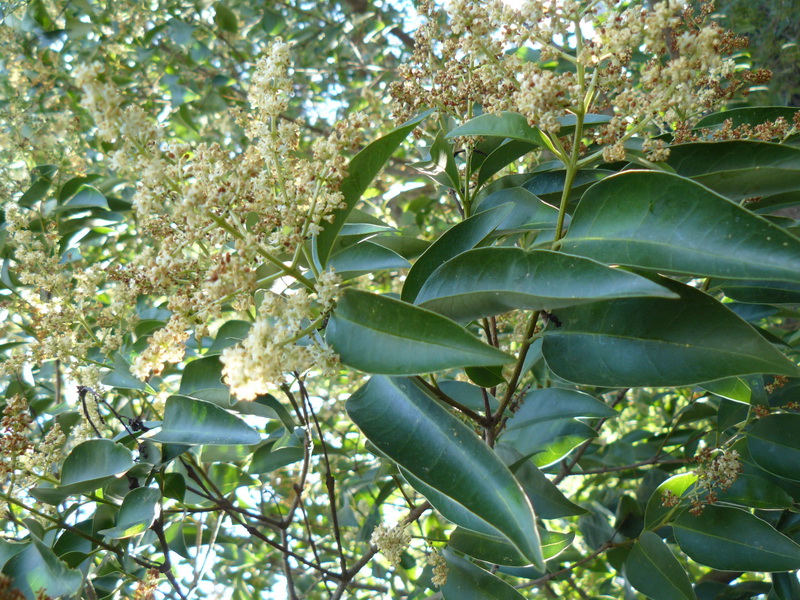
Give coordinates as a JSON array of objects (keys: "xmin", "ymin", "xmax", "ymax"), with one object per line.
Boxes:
[{"xmin": 1, "ymin": 1, "xmax": 800, "ymax": 599}]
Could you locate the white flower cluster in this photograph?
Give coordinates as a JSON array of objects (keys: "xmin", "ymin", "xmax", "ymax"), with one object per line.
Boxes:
[{"xmin": 371, "ymin": 523, "xmax": 412, "ymax": 566}]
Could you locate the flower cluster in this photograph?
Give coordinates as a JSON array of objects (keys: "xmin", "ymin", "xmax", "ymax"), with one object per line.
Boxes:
[
  {"xmin": 391, "ymin": 0, "xmax": 765, "ymax": 162},
  {"xmin": 427, "ymin": 550, "xmax": 448, "ymax": 587},
  {"xmin": 690, "ymin": 447, "xmax": 743, "ymax": 515},
  {"xmin": 0, "ymin": 395, "xmax": 65, "ymax": 514},
  {"xmin": 71, "ymin": 40, "xmax": 353, "ymax": 389},
  {"xmin": 371, "ymin": 523, "xmax": 412, "ymax": 566}
]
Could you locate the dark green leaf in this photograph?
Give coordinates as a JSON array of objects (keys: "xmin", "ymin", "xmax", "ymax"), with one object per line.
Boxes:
[
  {"xmin": 57, "ymin": 185, "xmax": 109, "ymax": 212},
  {"xmin": 413, "ymin": 131, "xmax": 460, "ymax": 189},
  {"xmin": 213, "ymin": 3, "xmax": 238, "ymax": 32},
  {"xmin": 561, "ymin": 170, "xmax": 800, "ymax": 283},
  {"xmin": 475, "ymin": 187, "xmax": 560, "ymax": 233},
  {"xmin": 441, "ymin": 549, "xmax": 527, "ymax": 600},
  {"xmin": 713, "ymin": 279, "xmax": 800, "ymax": 305},
  {"xmin": 747, "ymin": 414, "xmax": 800, "ymax": 482},
  {"xmin": 449, "ymin": 527, "xmax": 573, "ymax": 567},
  {"xmin": 478, "ymin": 141, "xmax": 538, "ymax": 186},
  {"xmin": 542, "ymin": 277, "xmax": 800, "ymax": 387},
  {"xmin": 347, "ymin": 376, "xmax": 543, "ymax": 568},
  {"xmin": 60, "ymin": 439, "xmax": 134, "ymax": 494},
  {"xmin": 98, "ymin": 487, "xmax": 160, "ymax": 539},
  {"xmin": 446, "ymin": 111, "xmax": 550, "ymax": 147},
  {"xmin": 102, "ymin": 353, "xmax": 147, "ymax": 391},
  {"xmin": 179, "ymin": 355, "xmax": 229, "ymax": 402},
  {"xmin": 2, "ymin": 539, "xmax": 82, "ymax": 598},
  {"xmin": 328, "ymin": 240, "xmax": 410, "ymax": 278},
  {"xmin": 402, "ymin": 203, "xmax": 513, "ymax": 303},
  {"xmin": 206, "ymin": 320, "xmax": 251, "ymax": 355},
  {"xmin": 314, "ymin": 110, "xmax": 430, "ymax": 268},
  {"xmin": 416, "ymin": 248, "xmax": 677, "ymax": 322},
  {"xmin": 666, "ymin": 141, "xmax": 800, "ymax": 200},
  {"xmin": 626, "ymin": 531, "xmax": 695, "ymax": 600},
  {"xmin": 674, "ymin": 505, "xmax": 800, "ymax": 572},
  {"xmin": 717, "ymin": 473, "xmax": 793, "ymax": 510},
  {"xmin": 147, "ymin": 396, "xmax": 261, "ymax": 445},
  {"xmin": 695, "ymin": 107, "xmax": 800, "ymax": 130},
  {"xmin": 327, "ymin": 289, "xmax": 512, "ymax": 375}
]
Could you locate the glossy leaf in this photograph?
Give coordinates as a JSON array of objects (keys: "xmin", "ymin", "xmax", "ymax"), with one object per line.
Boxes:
[
  {"xmin": 441, "ymin": 549, "xmax": 527, "ymax": 600},
  {"xmin": 747, "ymin": 414, "xmax": 800, "ymax": 482},
  {"xmin": 57, "ymin": 185, "xmax": 109, "ymax": 212},
  {"xmin": 178, "ymin": 355, "xmax": 229, "ymax": 402},
  {"xmin": 416, "ymin": 247, "xmax": 676, "ymax": 322},
  {"xmin": 713, "ymin": 279, "xmax": 800, "ymax": 305},
  {"xmin": 716, "ymin": 473, "xmax": 793, "ymax": 510},
  {"xmin": 314, "ymin": 110, "xmax": 430, "ymax": 268},
  {"xmin": 98, "ymin": 487, "xmax": 160, "ymax": 539},
  {"xmin": 498, "ymin": 389, "xmax": 614, "ymax": 465},
  {"xmin": 60, "ymin": 439, "xmax": 134, "ymax": 494},
  {"xmin": 542, "ymin": 277, "xmax": 800, "ymax": 387},
  {"xmin": 695, "ymin": 107, "xmax": 800, "ymax": 130},
  {"xmin": 674, "ymin": 505, "xmax": 800, "ymax": 572},
  {"xmin": 522, "ymin": 169, "xmax": 613, "ymax": 210},
  {"xmin": 644, "ymin": 473, "xmax": 698, "ymax": 529},
  {"xmin": 666, "ymin": 141, "xmax": 800, "ymax": 200},
  {"xmin": 478, "ymin": 140, "xmax": 538, "ymax": 186},
  {"xmin": 561, "ymin": 170, "xmax": 800, "ymax": 284},
  {"xmin": 401, "ymin": 203, "xmax": 513, "ymax": 303},
  {"xmin": 497, "ymin": 447, "xmax": 586, "ymax": 519},
  {"xmin": 449, "ymin": 527, "xmax": 573, "ymax": 566},
  {"xmin": 626, "ymin": 531, "xmax": 695, "ymax": 600},
  {"xmin": 206, "ymin": 320, "xmax": 251, "ymax": 355},
  {"xmin": 2, "ymin": 539, "xmax": 82, "ymax": 598},
  {"xmin": 327, "ymin": 240, "xmax": 410, "ymax": 277},
  {"xmin": 475, "ymin": 187, "xmax": 561, "ymax": 232},
  {"xmin": 346, "ymin": 376, "xmax": 543, "ymax": 568},
  {"xmin": 147, "ymin": 395, "xmax": 261, "ymax": 446},
  {"xmin": 446, "ymin": 111, "xmax": 550, "ymax": 147},
  {"xmin": 413, "ymin": 130, "xmax": 460, "ymax": 189},
  {"xmin": 327, "ymin": 289, "xmax": 512, "ymax": 375}
]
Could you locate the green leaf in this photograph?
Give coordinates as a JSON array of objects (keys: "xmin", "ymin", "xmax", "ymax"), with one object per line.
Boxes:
[
  {"xmin": 495, "ymin": 445, "xmax": 586, "ymax": 519},
  {"xmin": 102, "ymin": 352, "xmax": 146, "ymax": 391},
  {"xmin": 98, "ymin": 487, "xmax": 160, "ymax": 539},
  {"xmin": 346, "ymin": 376, "xmax": 543, "ymax": 568},
  {"xmin": 314, "ymin": 110, "xmax": 430, "ymax": 268},
  {"xmin": 179, "ymin": 355, "xmax": 229, "ymax": 401},
  {"xmin": 716, "ymin": 473, "xmax": 793, "ymax": 510},
  {"xmin": 327, "ymin": 240, "xmax": 410, "ymax": 278},
  {"xmin": 206, "ymin": 320, "xmax": 251, "ymax": 355},
  {"xmin": 401, "ymin": 203, "xmax": 513, "ymax": 303},
  {"xmin": 542, "ymin": 277, "xmax": 800, "ymax": 387},
  {"xmin": 701, "ymin": 376, "xmax": 765, "ymax": 405},
  {"xmin": 747, "ymin": 414, "xmax": 800, "ymax": 482},
  {"xmin": 327, "ymin": 289, "xmax": 512, "ymax": 375},
  {"xmin": 441, "ymin": 549, "xmax": 527, "ymax": 600},
  {"xmin": 18, "ymin": 164, "xmax": 57, "ymax": 207},
  {"xmin": 673, "ymin": 505, "xmax": 800, "ymax": 572},
  {"xmin": 415, "ymin": 248, "xmax": 677, "ymax": 322},
  {"xmin": 57, "ymin": 185, "xmax": 109, "ymax": 212},
  {"xmin": 2, "ymin": 539, "xmax": 82, "ymax": 598},
  {"xmin": 478, "ymin": 140, "xmax": 538, "ymax": 186},
  {"xmin": 475, "ymin": 187, "xmax": 560, "ymax": 233},
  {"xmin": 644, "ymin": 474, "xmax": 697, "ymax": 530},
  {"xmin": 561, "ymin": 170, "xmax": 800, "ymax": 283},
  {"xmin": 446, "ymin": 111, "xmax": 550, "ymax": 147},
  {"xmin": 626, "ymin": 531, "xmax": 695, "ymax": 600},
  {"xmin": 213, "ymin": 3, "xmax": 238, "ymax": 32},
  {"xmin": 413, "ymin": 131, "xmax": 460, "ymax": 189},
  {"xmin": 449, "ymin": 527, "xmax": 573, "ymax": 567},
  {"xmin": 713, "ymin": 279, "xmax": 800, "ymax": 305},
  {"xmin": 522, "ymin": 169, "xmax": 613, "ymax": 210},
  {"xmin": 60, "ymin": 439, "xmax": 134, "ymax": 494},
  {"xmin": 666, "ymin": 141, "xmax": 800, "ymax": 200},
  {"xmin": 498, "ymin": 388, "xmax": 615, "ymax": 466},
  {"xmin": 695, "ymin": 107, "xmax": 800, "ymax": 130},
  {"xmin": 146, "ymin": 396, "xmax": 261, "ymax": 446}
]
